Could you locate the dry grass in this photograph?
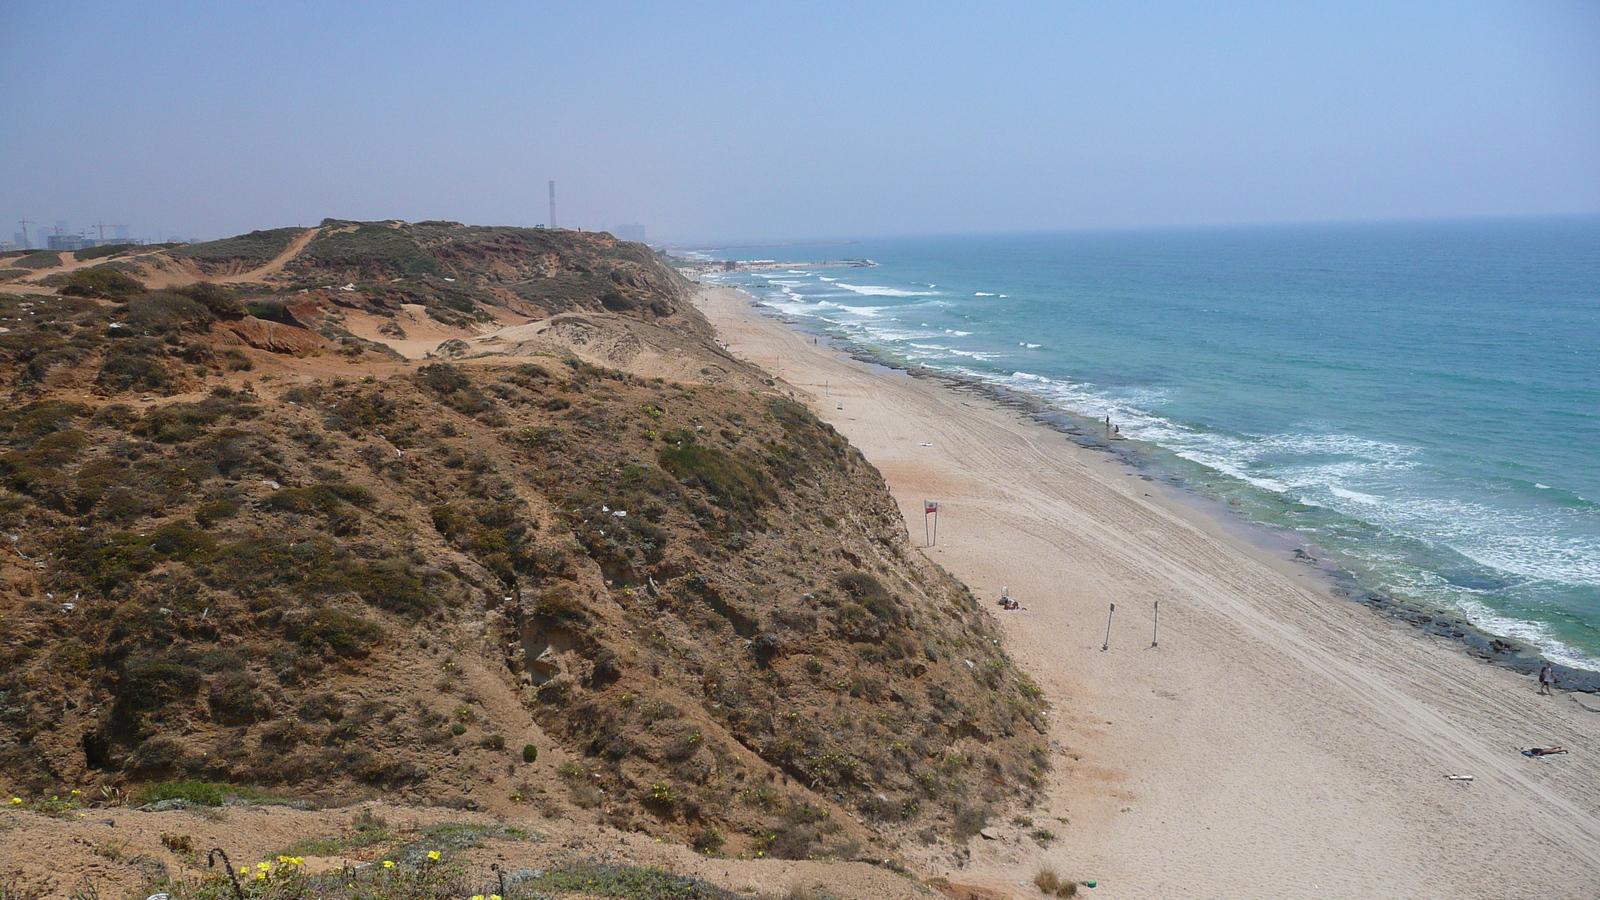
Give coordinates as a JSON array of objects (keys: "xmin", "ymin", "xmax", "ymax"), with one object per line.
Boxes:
[{"xmin": 1033, "ymin": 867, "xmax": 1078, "ymax": 897}]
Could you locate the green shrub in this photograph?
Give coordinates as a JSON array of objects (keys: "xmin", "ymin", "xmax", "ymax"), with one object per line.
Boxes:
[
  {"xmin": 133, "ymin": 395, "xmax": 260, "ymax": 442},
  {"xmin": 189, "ymin": 499, "xmax": 235, "ymax": 530},
  {"xmin": 174, "ymin": 282, "xmax": 247, "ymax": 319},
  {"xmin": 117, "ymin": 654, "xmax": 204, "ymax": 715},
  {"xmin": 96, "ymin": 342, "xmax": 174, "ymax": 393},
  {"xmin": 416, "ymin": 363, "xmax": 491, "ymax": 414},
  {"xmin": 290, "ymin": 609, "xmax": 383, "ymax": 656},
  {"xmin": 245, "ymin": 299, "xmax": 292, "ymax": 322},
  {"xmin": 523, "ymin": 743, "xmax": 538, "ymax": 763},
  {"xmin": 14, "ymin": 250, "xmax": 63, "ymax": 269},
  {"xmin": 208, "ymin": 671, "xmax": 267, "ymax": 725},
  {"xmin": 600, "ymin": 290, "xmax": 638, "ymax": 311},
  {"xmin": 59, "ymin": 266, "xmax": 146, "ymax": 299},
  {"xmin": 137, "ymin": 780, "xmax": 266, "ymax": 807},
  {"xmin": 658, "ymin": 443, "xmax": 773, "ymax": 521},
  {"xmin": 0, "ymin": 428, "xmax": 88, "ymax": 493},
  {"xmin": 264, "ymin": 483, "xmax": 375, "ymax": 516},
  {"xmin": 837, "ymin": 572, "xmax": 899, "ymax": 622},
  {"xmin": 352, "ymin": 558, "xmax": 432, "ymax": 615},
  {"xmin": 1, "ymin": 400, "xmax": 91, "ymax": 441},
  {"xmin": 121, "ymin": 291, "xmax": 215, "ymax": 333}
]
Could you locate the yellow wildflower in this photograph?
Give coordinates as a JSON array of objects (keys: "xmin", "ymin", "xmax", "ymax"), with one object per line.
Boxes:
[
  {"xmin": 472, "ymin": 895, "xmax": 486, "ymax": 900},
  {"xmin": 383, "ymin": 860, "xmax": 395, "ymax": 869},
  {"xmin": 491, "ymin": 895, "xmax": 503, "ymax": 900},
  {"xmin": 427, "ymin": 850, "xmax": 440, "ymax": 861},
  {"xmin": 257, "ymin": 862, "xmax": 272, "ymax": 872},
  {"xmin": 254, "ymin": 872, "xmax": 267, "ymax": 882},
  {"xmin": 8, "ymin": 798, "xmax": 20, "ymax": 806}
]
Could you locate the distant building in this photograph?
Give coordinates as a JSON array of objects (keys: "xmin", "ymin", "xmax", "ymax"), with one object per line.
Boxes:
[
  {"xmin": 0, "ymin": 241, "xmax": 16, "ymax": 253},
  {"xmin": 11, "ymin": 232, "xmax": 28, "ymax": 250},
  {"xmin": 613, "ymin": 223, "xmax": 646, "ymax": 242},
  {"xmin": 47, "ymin": 233, "xmax": 93, "ymax": 251},
  {"xmin": 114, "ymin": 225, "xmax": 131, "ymax": 240}
]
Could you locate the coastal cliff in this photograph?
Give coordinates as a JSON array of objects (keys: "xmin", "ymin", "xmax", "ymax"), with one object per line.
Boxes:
[{"xmin": 0, "ymin": 223, "xmax": 1047, "ymax": 895}]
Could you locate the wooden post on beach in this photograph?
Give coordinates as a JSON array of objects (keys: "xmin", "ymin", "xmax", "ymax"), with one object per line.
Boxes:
[
  {"xmin": 1151, "ymin": 600, "xmax": 1160, "ymax": 648},
  {"xmin": 1102, "ymin": 603, "xmax": 1116, "ymax": 651}
]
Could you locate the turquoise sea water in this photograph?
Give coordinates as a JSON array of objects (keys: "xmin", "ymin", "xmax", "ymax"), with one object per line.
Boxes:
[{"xmin": 699, "ymin": 218, "xmax": 1600, "ymax": 670}]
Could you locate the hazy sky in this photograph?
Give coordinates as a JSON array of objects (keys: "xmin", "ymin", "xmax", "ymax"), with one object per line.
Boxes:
[{"xmin": 2, "ymin": 1, "xmax": 1596, "ymax": 243}]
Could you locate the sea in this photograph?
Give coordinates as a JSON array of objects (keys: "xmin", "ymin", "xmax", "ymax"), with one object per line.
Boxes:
[{"xmin": 696, "ymin": 217, "xmax": 1600, "ymax": 672}]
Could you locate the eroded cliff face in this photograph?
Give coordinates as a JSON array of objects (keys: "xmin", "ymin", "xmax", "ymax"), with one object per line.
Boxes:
[{"xmin": 0, "ymin": 223, "xmax": 1048, "ymax": 862}]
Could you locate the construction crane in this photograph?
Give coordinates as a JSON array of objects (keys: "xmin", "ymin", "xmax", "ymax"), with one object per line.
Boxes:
[
  {"xmin": 92, "ymin": 221, "xmax": 127, "ymax": 242},
  {"xmin": 18, "ymin": 220, "xmax": 32, "ymax": 248}
]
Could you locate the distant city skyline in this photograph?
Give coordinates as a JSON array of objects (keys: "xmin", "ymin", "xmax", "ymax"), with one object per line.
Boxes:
[{"xmin": 2, "ymin": 1, "xmax": 1596, "ymax": 243}]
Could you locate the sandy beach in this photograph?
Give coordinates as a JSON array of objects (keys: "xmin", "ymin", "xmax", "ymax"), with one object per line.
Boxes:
[{"xmin": 695, "ymin": 283, "xmax": 1600, "ymax": 899}]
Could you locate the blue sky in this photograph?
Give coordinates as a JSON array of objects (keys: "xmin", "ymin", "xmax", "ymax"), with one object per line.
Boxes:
[{"xmin": 1, "ymin": 0, "xmax": 1596, "ymax": 243}]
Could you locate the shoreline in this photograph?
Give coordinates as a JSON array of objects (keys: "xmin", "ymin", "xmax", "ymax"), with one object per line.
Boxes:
[
  {"xmin": 740, "ymin": 297, "xmax": 1600, "ymax": 692},
  {"xmin": 694, "ymin": 282, "xmax": 1600, "ymax": 898}
]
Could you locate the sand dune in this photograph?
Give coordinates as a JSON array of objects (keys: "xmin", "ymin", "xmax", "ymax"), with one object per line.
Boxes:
[{"xmin": 696, "ymin": 284, "xmax": 1600, "ymax": 899}]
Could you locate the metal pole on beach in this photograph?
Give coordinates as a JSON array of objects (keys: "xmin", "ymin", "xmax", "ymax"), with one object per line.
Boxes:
[
  {"xmin": 1152, "ymin": 600, "xmax": 1160, "ymax": 648},
  {"xmin": 1102, "ymin": 603, "xmax": 1115, "ymax": 651}
]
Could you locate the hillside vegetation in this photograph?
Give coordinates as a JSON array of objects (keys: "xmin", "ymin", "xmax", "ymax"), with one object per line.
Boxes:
[{"xmin": 0, "ymin": 223, "xmax": 1049, "ymax": 892}]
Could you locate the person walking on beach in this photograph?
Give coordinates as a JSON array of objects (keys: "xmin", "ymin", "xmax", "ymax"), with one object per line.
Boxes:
[{"xmin": 1539, "ymin": 662, "xmax": 1556, "ymax": 695}]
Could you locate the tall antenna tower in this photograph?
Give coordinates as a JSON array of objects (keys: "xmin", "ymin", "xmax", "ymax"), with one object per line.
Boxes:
[{"xmin": 548, "ymin": 181, "xmax": 557, "ymax": 229}]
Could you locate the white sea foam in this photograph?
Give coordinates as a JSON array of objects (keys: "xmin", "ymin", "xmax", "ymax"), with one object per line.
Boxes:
[
  {"xmin": 1330, "ymin": 486, "xmax": 1384, "ymax": 505},
  {"xmin": 835, "ymin": 283, "xmax": 937, "ymax": 297},
  {"xmin": 975, "ymin": 292, "xmax": 996, "ymax": 296},
  {"xmin": 818, "ymin": 276, "xmax": 836, "ymax": 282},
  {"xmin": 1021, "ymin": 342, "xmax": 1041, "ymax": 349},
  {"xmin": 1124, "ymin": 425, "xmax": 1600, "ymax": 587}
]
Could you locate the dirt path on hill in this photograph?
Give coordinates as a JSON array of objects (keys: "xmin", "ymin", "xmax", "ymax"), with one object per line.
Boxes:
[{"xmin": 213, "ymin": 226, "xmax": 320, "ymax": 283}]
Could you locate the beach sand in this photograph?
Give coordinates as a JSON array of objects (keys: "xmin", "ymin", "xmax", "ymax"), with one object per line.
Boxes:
[{"xmin": 694, "ymin": 284, "xmax": 1600, "ymax": 899}]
